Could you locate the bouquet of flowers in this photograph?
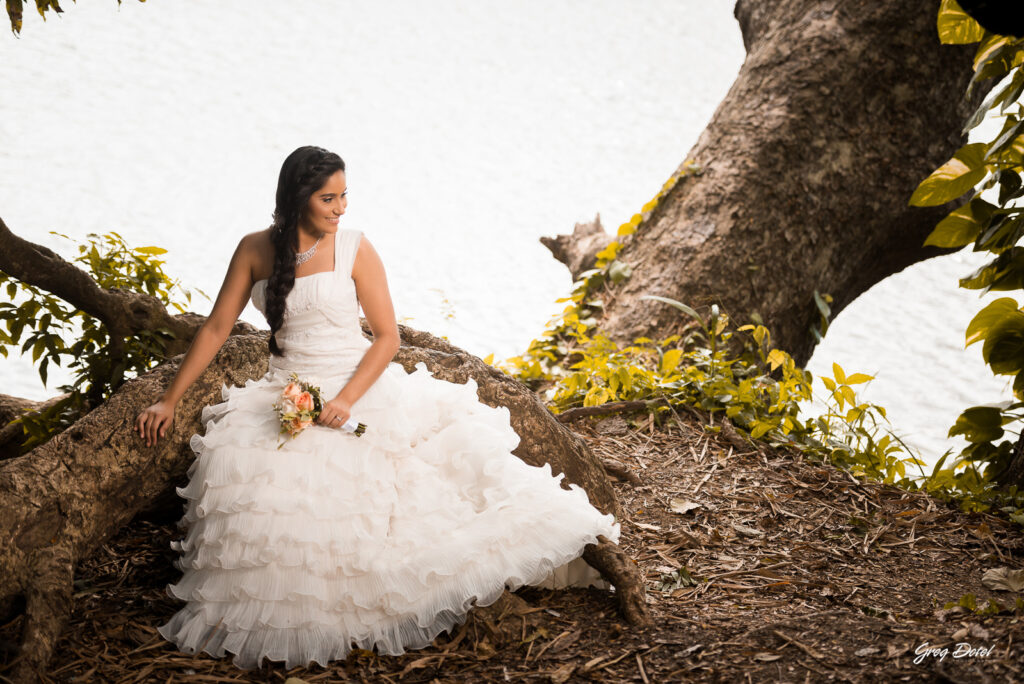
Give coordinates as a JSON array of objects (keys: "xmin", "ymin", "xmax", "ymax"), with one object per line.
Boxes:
[{"xmin": 273, "ymin": 373, "xmax": 366, "ymax": 448}]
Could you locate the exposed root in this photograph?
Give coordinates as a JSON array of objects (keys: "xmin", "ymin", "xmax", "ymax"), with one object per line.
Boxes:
[
  {"xmin": 583, "ymin": 535, "xmax": 652, "ymax": 627},
  {"xmin": 12, "ymin": 543, "xmax": 73, "ymax": 683}
]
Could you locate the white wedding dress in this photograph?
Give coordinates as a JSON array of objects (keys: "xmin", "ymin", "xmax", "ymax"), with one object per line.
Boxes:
[{"xmin": 156, "ymin": 228, "xmax": 622, "ymax": 670}]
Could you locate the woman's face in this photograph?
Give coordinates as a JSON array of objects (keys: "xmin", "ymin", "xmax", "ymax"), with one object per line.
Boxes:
[{"xmin": 299, "ymin": 169, "xmax": 347, "ymax": 235}]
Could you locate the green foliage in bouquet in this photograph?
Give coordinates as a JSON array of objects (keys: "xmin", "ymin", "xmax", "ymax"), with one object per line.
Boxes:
[
  {"xmin": 273, "ymin": 372, "xmax": 325, "ymax": 448},
  {"xmin": 273, "ymin": 372, "xmax": 366, "ymax": 449}
]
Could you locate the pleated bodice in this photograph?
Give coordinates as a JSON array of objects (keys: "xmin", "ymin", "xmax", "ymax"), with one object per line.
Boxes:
[{"xmin": 250, "ymin": 228, "xmax": 372, "ymax": 383}]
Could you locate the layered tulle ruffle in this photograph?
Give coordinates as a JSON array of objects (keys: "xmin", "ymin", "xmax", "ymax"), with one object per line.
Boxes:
[{"xmin": 157, "ymin": 360, "xmax": 621, "ymax": 670}]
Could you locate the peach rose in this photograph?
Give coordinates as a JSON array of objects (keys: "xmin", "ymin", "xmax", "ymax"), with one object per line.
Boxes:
[
  {"xmin": 296, "ymin": 391, "xmax": 314, "ymax": 412},
  {"xmin": 283, "ymin": 382, "xmax": 302, "ymax": 401},
  {"xmin": 290, "ymin": 416, "xmax": 306, "ymax": 432}
]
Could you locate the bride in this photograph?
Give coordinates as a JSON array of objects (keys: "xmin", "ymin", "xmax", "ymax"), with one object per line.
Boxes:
[{"xmin": 134, "ymin": 145, "xmax": 621, "ymax": 670}]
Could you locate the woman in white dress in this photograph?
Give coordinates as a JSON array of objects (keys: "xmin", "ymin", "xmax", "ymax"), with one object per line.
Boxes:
[{"xmin": 135, "ymin": 145, "xmax": 621, "ymax": 670}]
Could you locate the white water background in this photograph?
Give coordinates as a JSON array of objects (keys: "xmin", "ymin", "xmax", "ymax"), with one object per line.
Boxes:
[{"xmin": 0, "ymin": 0, "xmax": 1014, "ymax": 468}]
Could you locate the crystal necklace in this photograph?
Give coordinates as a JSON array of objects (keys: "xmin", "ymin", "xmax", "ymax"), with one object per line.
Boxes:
[{"xmin": 295, "ymin": 234, "xmax": 323, "ymax": 266}]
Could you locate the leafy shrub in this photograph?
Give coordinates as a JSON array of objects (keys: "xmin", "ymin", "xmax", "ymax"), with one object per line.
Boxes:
[
  {"xmin": 907, "ymin": 3, "xmax": 1024, "ymax": 492},
  {"xmin": 0, "ymin": 231, "xmax": 206, "ymax": 452}
]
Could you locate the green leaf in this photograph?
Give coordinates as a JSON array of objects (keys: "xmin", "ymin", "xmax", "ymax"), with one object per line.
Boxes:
[
  {"xmin": 965, "ymin": 297, "xmax": 1019, "ymax": 347},
  {"xmin": 608, "ymin": 260, "xmax": 632, "ymax": 284},
  {"xmin": 937, "ymin": 0, "xmax": 985, "ymax": 45},
  {"xmin": 984, "ymin": 319, "xmax": 1024, "ymax": 374},
  {"xmin": 925, "ymin": 198, "xmax": 996, "ymax": 248},
  {"xmin": 962, "ymin": 296, "xmax": 1024, "ymax": 373},
  {"xmin": 987, "ymin": 117, "xmax": 1024, "ymax": 159},
  {"xmin": 997, "ymin": 171, "xmax": 1024, "ymax": 205},
  {"xmin": 31, "ymin": 338, "xmax": 45, "ymax": 363},
  {"xmin": 1000, "ymin": 71, "xmax": 1024, "ymax": 116},
  {"xmin": 973, "ymin": 35, "xmax": 1018, "ymax": 81},
  {"xmin": 948, "ymin": 406, "xmax": 1004, "ymax": 443},
  {"xmin": 910, "ymin": 143, "xmax": 989, "ymax": 207},
  {"xmin": 640, "ymin": 295, "xmax": 704, "ymax": 327},
  {"xmin": 962, "ymin": 70, "xmax": 1024, "ymax": 135},
  {"xmin": 962, "ymin": 247, "xmax": 1024, "ymax": 294}
]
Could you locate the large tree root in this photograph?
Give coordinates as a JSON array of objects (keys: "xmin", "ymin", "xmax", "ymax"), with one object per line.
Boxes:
[
  {"xmin": 583, "ymin": 535, "xmax": 651, "ymax": 626},
  {"xmin": 0, "ymin": 328, "xmax": 646, "ymax": 679},
  {"xmin": 7, "ymin": 543, "xmax": 73, "ymax": 682}
]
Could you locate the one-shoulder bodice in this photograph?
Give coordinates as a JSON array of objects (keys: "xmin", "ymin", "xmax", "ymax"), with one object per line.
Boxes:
[{"xmin": 251, "ymin": 228, "xmax": 371, "ymax": 380}]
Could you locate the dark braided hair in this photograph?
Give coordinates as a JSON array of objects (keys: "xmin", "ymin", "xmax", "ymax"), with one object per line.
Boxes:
[{"xmin": 265, "ymin": 146, "xmax": 346, "ymax": 356}]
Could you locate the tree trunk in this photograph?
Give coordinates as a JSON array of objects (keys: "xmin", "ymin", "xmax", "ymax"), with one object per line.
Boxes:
[
  {"xmin": 0, "ymin": 326, "xmax": 647, "ymax": 680},
  {"xmin": 571, "ymin": 0, "xmax": 988, "ymax": 366}
]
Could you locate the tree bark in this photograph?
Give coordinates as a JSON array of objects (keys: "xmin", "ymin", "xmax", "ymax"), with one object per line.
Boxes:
[
  {"xmin": 0, "ymin": 394, "xmax": 48, "ymax": 426},
  {"xmin": 539, "ymin": 214, "xmax": 609, "ymax": 282},
  {"xmin": 0, "ymin": 394, "xmax": 70, "ymax": 460},
  {"xmin": 562, "ymin": 0, "xmax": 988, "ymax": 366},
  {"xmin": 0, "ymin": 326, "xmax": 646, "ymax": 679}
]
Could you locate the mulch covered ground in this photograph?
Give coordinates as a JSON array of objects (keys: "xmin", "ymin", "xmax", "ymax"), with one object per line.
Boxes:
[{"xmin": 2, "ymin": 409, "xmax": 1022, "ymax": 683}]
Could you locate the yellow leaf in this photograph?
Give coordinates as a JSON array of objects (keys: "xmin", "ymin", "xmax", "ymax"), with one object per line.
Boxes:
[
  {"xmin": 924, "ymin": 199, "xmax": 992, "ymax": 248},
  {"xmin": 844, "ymin": 372, "xmax": 873, "ymax": 385},
  {"xmin": 832, "ymin": 361, "xmax": 846, "ymax": 385},
  {"xmin": 909, "ymin": 143, "xmax": 989, "ymax": 207},
  {"xmin": 766, "ymin": 349, "xmax": 786, "ymax": 371},
  {"xmin": 974, "ymin": 34, "xmax": 1013, "ymax": 72},
  {"xmin": 937, "ymin": 0, "xmax": 985, "ymax": 45}
]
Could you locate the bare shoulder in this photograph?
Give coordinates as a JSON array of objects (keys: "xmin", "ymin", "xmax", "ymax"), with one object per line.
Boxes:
[
  {"xmin": 241, "ymin": 228, "xmax": 275, "ymax": 282},
  {"xmin": 241, "ymin": 228, "xmax": 273, "ymax": 253},
  {"xmin": 352, "ymin": 233, "xmax": 384, "ymax": 272}
]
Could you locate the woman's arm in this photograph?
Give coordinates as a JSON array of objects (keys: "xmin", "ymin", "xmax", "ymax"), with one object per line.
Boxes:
[
  {"xmin": 316, "ymin": 235, "xmax": 401, "ymax": 427},
  {"xmin": 135, "ymin": 234, "xmax": 259, "ymax": 446}
]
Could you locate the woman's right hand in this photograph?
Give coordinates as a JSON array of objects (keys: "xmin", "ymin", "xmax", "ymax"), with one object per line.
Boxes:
[{"xmin": 136, "ymin": 399, "xmax": 176, "ymax": 447}]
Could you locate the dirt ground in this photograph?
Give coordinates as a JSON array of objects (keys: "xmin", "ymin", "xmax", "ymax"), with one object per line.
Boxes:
[{"xmin": 2, "ymin": 409, "xmax": 1022, "ymax": 683}]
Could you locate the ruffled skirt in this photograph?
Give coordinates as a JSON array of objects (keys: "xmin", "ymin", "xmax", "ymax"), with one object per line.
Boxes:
[{"xmin": 156, "ymin": 360, "xmax": 621, "ymax": 669}]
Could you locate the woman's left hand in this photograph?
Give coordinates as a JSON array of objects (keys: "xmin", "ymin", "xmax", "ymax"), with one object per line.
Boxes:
[{"xmin": 318, "ymin": 396, "xmax": 353, "ymax": 429}]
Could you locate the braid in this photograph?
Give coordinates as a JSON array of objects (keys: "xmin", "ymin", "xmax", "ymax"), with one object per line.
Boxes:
[
  {"xmin": 264, "ymin": 146, "xmax": 346, "ymax": 356},
  {"xmin": 265, "ymin": 216, "xmax": 297, "ymax": 356}
]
